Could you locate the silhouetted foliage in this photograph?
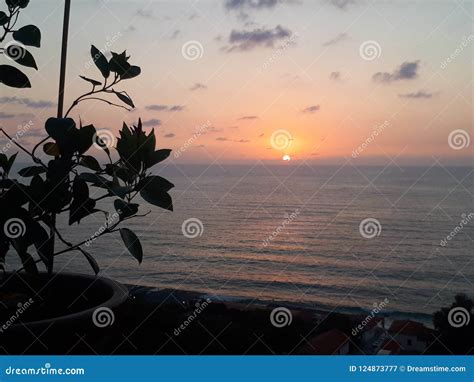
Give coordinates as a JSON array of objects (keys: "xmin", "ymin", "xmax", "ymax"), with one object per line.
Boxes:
[
  {"xmin": 0, "ymin": 0, "xmax": 40, "ymax": 88},
  {"xmin": 432, "ymin": 294, "xmax": 473, "ymax": 354},
  {"xmin": 0, "ymin": 4, "xmax": 173, "ymax": 277}
]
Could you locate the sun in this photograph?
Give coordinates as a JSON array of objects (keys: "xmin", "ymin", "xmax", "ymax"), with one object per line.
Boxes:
[{"xmin": 282, "ymin": 155, "xmax": 291, "ymax": 161}]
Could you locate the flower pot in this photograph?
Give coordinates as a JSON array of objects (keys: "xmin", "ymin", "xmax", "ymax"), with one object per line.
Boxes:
[{"xmin": 0, "ymin": 272, "xmax": 128, "ymax": 354}]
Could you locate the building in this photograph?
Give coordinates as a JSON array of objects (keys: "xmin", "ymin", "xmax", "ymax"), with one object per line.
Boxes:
[
  {"xmin": 298, "ymin": 328, "xmax": 350, "ymax": 355},
  {"xmin": 387, "ymin": 320, "xmax": 434, "ymax": 353}
]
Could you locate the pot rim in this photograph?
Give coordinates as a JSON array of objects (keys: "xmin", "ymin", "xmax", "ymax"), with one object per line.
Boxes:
[{"xmin": 1, "ymin": 272, "xmax": 129, "ymax": 329}]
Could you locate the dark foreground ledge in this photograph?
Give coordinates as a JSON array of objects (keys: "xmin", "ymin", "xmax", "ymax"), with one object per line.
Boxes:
[{"xmin": 0, "ymin": 285, "xmax": 458, "ymax": 355}]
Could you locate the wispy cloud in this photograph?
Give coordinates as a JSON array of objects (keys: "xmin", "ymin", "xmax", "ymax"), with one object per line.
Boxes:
[
  {"xmin": 225, "ymin": 0, "xmax": 279, "ymax": 10},
  {"xmin": 398, "ymin": 90, "xmax": 435, "ymax": 99},
  {"xmin": 164, "ymin": 133, "xmax": 175, "ymax": 138},
  {"xmin": 145, "ymin": 104, "xmax": 185, "ymax": 111},
  {"xmin": 224, "ymin": 25, "xmax": 292, "ymax": 52},
  {"xmin": 236, "ymin": 139, "xmax": 250, "ymax": 143},
  {"xmin": 238, "ymin": 115, "xmax": 258, "ymax": 120},
  {"xmin": 136, "ymin": 9, "xmax": 154, "ymax": 19},
  {"xmin": 142, "ymin": 118, "xmax": 161, "ymax": 127},
  {"xmin": 329, "ymin": 71, "xmax": 341, "ymax": 80},
  {"xmin": 0, "ymin": 96, "xmax": 55, "ymax": 109},
  {"xmin": 328, "ymin": 0, "xmax": 356, "ymax": 10},
  {"xmin": 190, "ymin": 83, "xmax": 207, "ymax": 91},
  {"xmin": 302, "ymin": 105, "xmax": 320, "ymax": 113},
  {"xmin": 0, "ymin": 112, "xmax": 15, "ymax": 119},
  {"xmin": 373, "ymin": 61, "xmax": 420, "ymax": 83},
  {"xmin": 216, "ymin": 137, "xmax": 229, "ymax": 141},
  {"xmin": 322, "ymin": 33, "xmax": 347, "ymax": 46}
]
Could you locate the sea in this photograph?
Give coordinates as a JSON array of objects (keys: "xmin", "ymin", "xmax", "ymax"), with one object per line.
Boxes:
[{"xmin": 8, "ymin": 164, "xmax": 474, "ymax": 324}]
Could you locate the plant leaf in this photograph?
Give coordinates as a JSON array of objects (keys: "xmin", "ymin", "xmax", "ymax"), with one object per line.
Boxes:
[
  {"xmin": 140, "ymin": 188, "xmax": 173, "ymax": 211},
  {"xmin": 137, "ymin": 175, "xmax": 174, "ymax": 193},
  {"xmin": 0, "ymin": 11, "xmax": 9, "ymax": 26},
  {"xmin": 6, "ymin": 152, "xmax": 17, "ymax": 174},
  {"xmin": 114, "ymin": 199, "xmax": 138, "ymax": 220},
  {"xmin": 79, "ymin": 75, "xmax": 101, "ymax": 86},
  {"xmin": 119, "ymin": 228, "xmax": 143, "ymax": 264},
  {"xmin": 121, "ymin": 65, "xmax": 141, "ymax": 80},
  {"xmin": 43, "ymin": 142, "xmax": 60, "ymax": 156},
  {"xmin": 12, "ymin": 25, "xmax": 41, "ymax": 47},
  {"xmin": 0, "ymin": 65, "xmax": 30, "ymax": 88},
  {"xmin": 115, "ymin": 92, "xmax": 134, "ymax": 108},
  {"xmin": 5, "ymin": 44, "xmax": 37, "ymax": 69},
  {"xmin": 79, "ymin": 155, "xmax": 101, "ymax": 172},
  {"xmin": 18, "ymin": 165, "xmax": 46, "ymax": 177},
  {"xmin": 77, "ymin": 247, "xmax": 100, "ymax": 275},
  {"xmin": 146, "ymin": 149, "xmax": 171, "ymax": 168},
  {"xmin": 90, "ymin": 45, "xmax": 110, "ymax": 78}
]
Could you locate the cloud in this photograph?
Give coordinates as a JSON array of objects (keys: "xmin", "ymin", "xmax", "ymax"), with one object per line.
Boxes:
[
  {"xmin": 0, "ymin": 112, "xmax": 15, "ymax": 119},
  {"xmin": 329, "ymin": 71, "xmax": 341, "ymax": 80},
  {"xmin": 322, "ymin": 33, "xmax": 347, "ymax": 46},
  {"xmin": 190, "ymin": 83, "xmax": 207, "ymax": 91},
  {"xmin": 142, "ymin": 118, "xmax": 162, "ymax": 127},
  {"xmin": 258, "ymin": 133, "xmax": 264, "ymax": 137},
  {"xmin": 164, "ymin": 133, "xmax": 175, "ymax": 138},
  {"xmin": 136, "ymin": 9, "xmax": 154, "ymax": 19},
  {"xmin": 328, "ymin": 0, "xmax": 356, "ymax": 9},
  {"xmin": 373, "ymin": 61, "xmax": 420, "ymax": 83},
  {"xmin": 145, "ymin": 104, "xmax": 168, "ymax": 111},
  {"xmin": 0, "ymin": 96, "xmax": 55, "ymax": 108},
  {"xmin": 208, "ymin": 126, "xmax": 223, "ymax": 133},
  {"xmin": 398, "ymin": 90, "xmax": 435, "ymax": 99},
  {"xmin": 216, "ymin": 137, "xmax": 229, "ymax": 141},
  {"xmin": 239, "ymin": 115, "xmax": 258, "ymax": 120},
  {"xmin": 236, "ymin": 139, "xmax": 250, "ymax": 143},
  {"xmin": 229, "ymin": 126, "xmax": 239, "ymax": 129},
  {"xmin": 225, "ymin": 25, "xmax": 292, "ymax": 52},
  {"xmin": 302, "ymin": 105, "xmax": 320, "ymax": 113},
  {"xmin": 145, "ymin": 104, "xmax": 185, "ymax": 111},
  {"xmin": 225, "ymin": 0, "xmax": 278, "ymax": 10},
  {"xmin": 169, "ymin": 105, "xmax": 185, "ymax": 111}
]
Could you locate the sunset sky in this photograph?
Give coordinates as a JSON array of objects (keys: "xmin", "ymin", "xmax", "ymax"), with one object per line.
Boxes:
[{"xmin": 0, "ymin": 0, "xmax": 472, "ymax": 165}]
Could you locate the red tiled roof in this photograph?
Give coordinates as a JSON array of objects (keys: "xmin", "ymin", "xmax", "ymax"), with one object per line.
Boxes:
[
  {"xmin": 388, "ymin": 320, "xmax": 433, "ymax": 341},
  {"xmin": 305, "ymin": 329, "xmax": 350, "ymax": 355}
]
